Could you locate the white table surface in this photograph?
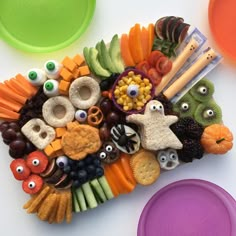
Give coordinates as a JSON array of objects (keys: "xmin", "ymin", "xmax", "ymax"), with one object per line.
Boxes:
[{"xmin": 0, "ymin": 0, "xmax": 236, "ymax": 235}]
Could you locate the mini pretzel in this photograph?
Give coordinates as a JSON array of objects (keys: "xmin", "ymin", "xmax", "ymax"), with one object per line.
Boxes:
[{"xmin": 87, "ymin": 106, "xmax": 104, "ymax": 126}]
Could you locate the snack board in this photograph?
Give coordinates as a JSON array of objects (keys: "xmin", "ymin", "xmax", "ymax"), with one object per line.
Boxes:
[{"xmin": 0, "ymin": 16, "xmax": 233, "ymax": 224}]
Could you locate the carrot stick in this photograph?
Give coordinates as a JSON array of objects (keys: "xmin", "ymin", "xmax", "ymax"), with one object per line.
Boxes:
[
  {"xmin": 147, "ymin": 23, "xmax": 155, "ymax": 56},
  {"xmin": 104, "ymin": 165, "xmax": 120, "ymax": 197},
  {"xmin": 10, "ymin": 78, "xmax": 32, "ymax": 97},
  {"xmin": 4, "ymin": 80, "xmax": 26, "ymax": 97},
  {"xmin": 0, "ymin": 96, "xmax": 22, "ymax": 112},
  {"xmin": 0, "ymin": 83, "xmax": 27, "ymax": 105},
  {"xmin": 109, "ymin": 162, "xmax": 135, "ymax": 193},
  {"xmin": 120, "ymin": 34, "xmax": 135, "ymax": 67},
  {"xmin": 0, "ymin": 107, "xmax": 20, "ymax": 120},
  {"xmin": 119, "ymin": 154, "xmax": 137, "ymax": 186},
  {"xmin": 129, "ymin": 24, "xmax": 144, "ymax": 64},
  {"xmin": 141, "ymin": 26, "xmax": 149, "ymax": 60},
  {"xmin": 15, "ymin": 74, "xmax": 37, "ymax": 96}
]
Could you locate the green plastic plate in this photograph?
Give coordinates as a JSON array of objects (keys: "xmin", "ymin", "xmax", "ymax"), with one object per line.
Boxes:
[{"xmin": 0, "ymin": 0, "xmax": 96, "ymax": 53}]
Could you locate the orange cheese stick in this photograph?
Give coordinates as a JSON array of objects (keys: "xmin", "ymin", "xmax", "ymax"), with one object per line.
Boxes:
[
  {"xmin": 0, "ymin": 83, "xmax": 27, "ymax": 104},
  {"xmin": 164, "ymin": 48, "xmax": 217, "ymax": 100}
]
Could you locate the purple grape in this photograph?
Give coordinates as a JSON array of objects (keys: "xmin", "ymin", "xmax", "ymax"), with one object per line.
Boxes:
[
  {"xmin": 24, "ymin": 142, "xmax": 36, "ymax": 154},
  {"xmin": 2, "ymin": 128, "xmax": 17, "ymax": 141},
  {"xmin": 8, "ymin": 122, "xmax": 20, "ymax": 132},
  {"xmin": 9, "ymin": 139, "xmax": 26, "ymax": 152},
  {"xmin": 9, "ymin": 149, "xmax": 24, "ymax": 159},
  {"xmin": 3, "ymin": 139, "xmax": 11, "ymax": 145},
  {"xmin": 106, "ymin": 112, "xmax": 120, "ymax": 125},
  {"xmin": 100, "ymin": 99, "xmax": 112, "ymax": 115},
  {"xmin": 0, "ymin": 122, "xmax": 9, "ymax": 133},
  {"xmin": 15, "ymin": 132, "xmax": 25, "ymax": 140}
]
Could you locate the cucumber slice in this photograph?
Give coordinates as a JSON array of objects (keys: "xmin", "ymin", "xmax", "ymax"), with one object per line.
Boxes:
[
  {"xmin": 81, "ymin": 182, "xmax": 98, "ymax": 209},
  {"xmin": 98, "ymin": 176, "xmax": 114, "ymax": 200},
  {"xmin": 109, "ymin": 34, "xmax": 124, "ymax": 73},
  {"xmin": 72, "ymin": 190, "xmax": 80, "ymax": 213},
  {"xmin": 75, "ymin": 187, "xmax": 87, "ymax": 211},
  {"xmin": 100, "ymin": 40, "xmax": 117, "ymax": 73},
  {"xmin": 89, "ymin": 47, "xmax": 111, "ymax": 78},
  {"xmin": 96, "ymin": 41, "xmax": 106, "ymax": 69},
  {"xmin": 90, "ymin": 179, "xmax": 107, "ymax": 203}
]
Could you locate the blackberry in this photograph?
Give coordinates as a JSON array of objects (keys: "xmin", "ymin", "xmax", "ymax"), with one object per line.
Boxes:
[{"xmin": 177, "ymin": 139, "xmax": 204, "ymax": 163}]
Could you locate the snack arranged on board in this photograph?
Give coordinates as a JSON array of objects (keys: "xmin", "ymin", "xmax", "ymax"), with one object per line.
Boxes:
[{"xmin": 0, "ymin": 16, "xmax": 233, "ymax": 224}]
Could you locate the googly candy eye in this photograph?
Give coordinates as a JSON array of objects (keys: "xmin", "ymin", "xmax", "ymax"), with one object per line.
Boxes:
[
  {"xmin": 105, "ymin": 145, "xmax": 113, "ymax": 152},
  {"xmin": 159, "ymin": 155, "xmax": 167, "ymax": 163},
  {"xmin": 150, "ymin": 104, "xmax": 157, "ymax": 111},
  {"xmin": 26, "ymin": 68, "xmax": 47, "ymax": 86},
  {"xmin": 10, "ymin": 159, "xmax": 31, "ymax": 181},
  {"xmin": 32, "ymin": 159, "xmax": 40, "ymax": 166},
  {"xmin": 75, "ymin": 110, "xmax": 87, "ymax": 122},
  {"xmin": 44, "ymin": 60, "xmax": 62, "ymax": 79},
  {"xmin": 157, "ymin": 104, "xmax": 164, "ymax": 112},
  {"xmin": 181, "ymin": 102, "xmax": 189, "ymax": 111},
  {"xmin": 99, "ymin": 152, "xmax": 107, "ymax": 160},
  {"xmin": 56, "ymin": 156, "xmax": 69, "ymax": 168},
  {"xmin": 22, "ymin": 175, "xmax": 43, "ymax": 194},
  {"xmin": 204, "ymin": 109, "xmax": 214, "ymax": 118},
  {"xmin": 169, "ymin": 152, "xmax": 178, "ymax": 160},
  {"xmin": 198, "ymin": 86, "xmax": 208, "ymax": 95},
  {"xmin": 127, "ymin": 84, "xmax": 139, "ymax": 98},
  {"xmin": 43, "ymin": 79, "xmax": 59, "ymax": 97}
]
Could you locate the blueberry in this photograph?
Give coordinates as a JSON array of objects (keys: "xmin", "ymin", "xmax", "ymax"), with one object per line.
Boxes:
[
  {"xmin": 68, "ymin": 159, "xmax": 75, "ymax": 166},
  {"xmin": 76, "ymin": 160, "xmax": 85, "ymax": 169},
  {"xmin": 96, "ymin": 167, "xmax": 104, "ymax": 177},
  {"xmin": 63, "ymin": 165, "xmax": 71, "ymax": 174},
  {"xmin": 84, "ymin": 156, "xmax": 93, "ymax": 165},
  {"xmin": 78, "ymin": 170, "xmax": 87, "ymax": 182},
  {"xmin": 70, "ymin": 171, "xmax": 78, "ymax": 180},
  {"xmin": 87, "ymin": 165, "xmax": 96, "ymax": 174},
  {"xmin": 93, "ymin": 158, "xmax": 101, "ymax": 167},
  {"xmin": 72, "ymin": 180, "xmax": 81, "ymax": 188}
]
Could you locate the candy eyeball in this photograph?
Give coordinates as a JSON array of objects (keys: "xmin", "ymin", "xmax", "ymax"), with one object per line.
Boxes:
[
  {"xmin": 44, "ymin": 60, "xmax": 62, "ymax": 79},
  {"xmin": 32, "ymin": 159, "xmax": 40, "ymax": 166},
  {"xmin": 204, "ymin": 109, "xmax": 214, "ymax": 118},
  {"xmin": 28, "ymin": 181, "xmax": 36, "ymax": 189},
  {"xmin": 198, "ymin": 86, "xmax": 208, "ymax": 95},
  {"xmin": 75, "ymin": 110, "xmax": 87, "ymax": 122},
  {"xmin": 157, "ymin": 149, "xmax": 179, "ymax": 170},
  {"xmin": 26, "ymin": 68, "xmax": 47, "ymax": 86},
  {"xmin": 150, "ymin": 104, "xmax": 158, "ymax": 111},
  {"xmin": 56, "ymin": 156, "xmax": 69, "ymax": 168},
  {"xmin": 150, "ymin": 102, "xmax": 164, "ymax": 113},
  {"xmin": 43, "ymin": 79, "xmax": 59, "ymax": 97},
  {"xmin": 105, "ymin": 145, "xmax": 113, "ymax": 152},
  {"xmin": 181, "ymin": 102, "xmax": 189, "ymax": 111},
  {"xmin": 99, "ymin": 152, "xmax": 107, "ymax": 160},
  {"xmin": 127, "ymin": 84, "xmax": 139, "ymax": 98},
  {"xmin": 16, "ymin": 166, "xmax": 24, "ymax": 173}
]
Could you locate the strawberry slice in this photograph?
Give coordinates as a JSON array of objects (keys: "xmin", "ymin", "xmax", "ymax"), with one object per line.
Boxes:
[
  {"xmin": 22, "ymin": 174, "xmax": 43, "ymax": 194},
  {"xmin": 26, "ymin": 151, "xmax": 49, "ymax": 174},
  {"xmin": 10, "ymin": 159, "xmax": 31, "ymax": 181}
]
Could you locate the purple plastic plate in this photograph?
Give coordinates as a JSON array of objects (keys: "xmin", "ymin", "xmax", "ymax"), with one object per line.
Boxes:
[{"xmin": 138, "ymin": 179, "xmax": 236, "ymax": 236}]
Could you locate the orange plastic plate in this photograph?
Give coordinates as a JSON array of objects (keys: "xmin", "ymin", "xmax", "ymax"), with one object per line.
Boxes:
[{"xmin": 208, "ymin": 0, "xmax": 236, "ymax": 61}]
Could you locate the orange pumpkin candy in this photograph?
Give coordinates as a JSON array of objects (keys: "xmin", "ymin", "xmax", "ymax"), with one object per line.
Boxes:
[{"xmin": 201, "ymin": 124, "xmax": 233, "ymax": 154}]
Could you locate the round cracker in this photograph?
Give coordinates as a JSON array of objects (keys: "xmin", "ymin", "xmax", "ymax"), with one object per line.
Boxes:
[{"xmin": 132, "ymin": 154, "xmax": 160, "ymax": 185}]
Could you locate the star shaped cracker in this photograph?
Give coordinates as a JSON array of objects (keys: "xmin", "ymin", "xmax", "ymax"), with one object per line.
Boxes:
[{"xmin": 126, "ymin": 100, "xmax": 183, "ymax": 151}]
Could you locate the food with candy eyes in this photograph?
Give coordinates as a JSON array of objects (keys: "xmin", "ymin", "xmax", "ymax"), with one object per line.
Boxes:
[
  {"xmin": 75, "ymin": 110, "xmax": 87, "ymax": 122},
  {"xmin": 97, "ymin": 141, "xmax": 120, "ymax": 164},
  {"xmin": 26, "ymin": 68, "xmax": 47, "ymax": 86},
  {"xmin": 10, "ymin": 159, "xmax": 31, "ymax": 180},
  {"xmin": 111, "ymin": 124, "xmax": 140, "ymax": 154},
  {"xmin": 44, "ymin": 60, "xmax": 62, "ymax": 79},
  {"xmin": 43, "ymin": 79, "xmax": 59, "ymax": 97},
  {"xmin": 157, "ymin": 148, "xmax": 179, "ymax": 170},
  {"xmin": 22, "ymin": 174, "xmax": 44, "ymax": 194},
  {"xmin": 26, "ymin": 151, "xmax": 49, "ymax": 174},
  {"xmin": 56, "ymin": 155, "xmax": 69, "ymax": 168}
]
